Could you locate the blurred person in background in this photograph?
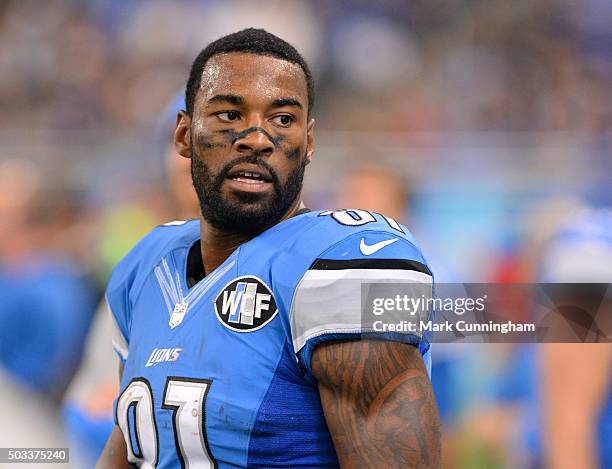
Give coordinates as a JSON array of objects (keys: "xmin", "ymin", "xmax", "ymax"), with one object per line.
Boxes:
[
  {"xmin": 444, "ymin": 200, "xmax": 577, "ymax": 468},
  {"xmin": 62, "ymin": 94, "xmax": 200, "ymax": 467},
  {"xmin": 335, "ymin": 164, "xmax": 486, "ymax": 467},
  {"xmin": 335, "ymin": 164, "xmax": 408, "ymax": 222},
  {"xmin": 0, "ymin": 158, "xmax": 97, "ymax": 466},
  {"xmin": 0, "ymin": 159, "xmax": 97, "ymax": 401},
  {"xmin": 454, "ymin": 202, "xmax": 612, "ymax": 468},
  {"xmin": 537, "ymin": 207, "xmax": 612, "ymax": 468}
]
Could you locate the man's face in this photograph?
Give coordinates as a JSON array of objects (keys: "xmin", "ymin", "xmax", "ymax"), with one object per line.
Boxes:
[{"xmin": 176, "ymin": 52, "xmax": 314, "ymax": 235}]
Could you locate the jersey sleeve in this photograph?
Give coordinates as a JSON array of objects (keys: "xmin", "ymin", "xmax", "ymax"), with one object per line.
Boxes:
[
  {"xmin": 105, "ymin": 260, "xmax": 133, "ymax": 365},
  {"xmin": 104, "ymin": 223, "xmax": 182, "ymax": 364},
  {"xmin": 290, "ymin": 229, "xmax": 433, "ymax": 374}
]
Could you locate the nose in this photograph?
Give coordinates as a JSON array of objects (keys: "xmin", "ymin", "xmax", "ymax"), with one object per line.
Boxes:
[{"xmin": 234, "ymin": 127, "xmax": 274, "ymax": 157}]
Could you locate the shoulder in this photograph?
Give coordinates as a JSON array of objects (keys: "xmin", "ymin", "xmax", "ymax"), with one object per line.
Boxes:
[
  {"xmin": 270, "ymin": 209, "xmax": 430, "ymax": 275},
  {"xmin": 107, "ymin": 219, "xmax": 199, "ymax": 299},
  {"xmin": 264, "ymin": 210, "xmax": 434, "ymax": 373},
  {"xmin": 541, "ymin": 208, "xmax": 612, "ymax": 282},
  {"xmin": 105, "ymin": 219, "xmax": 199, "ymax": 360},
  {"xmin": 558, "ymin": 208, "xmax": 612, "ymax": 244}
]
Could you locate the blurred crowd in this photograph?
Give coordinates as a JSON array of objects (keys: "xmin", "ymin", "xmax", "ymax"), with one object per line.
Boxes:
[
  {"xmin": 0, "ymin": 0, "xmax": 611, "ymax": 467},
  {"xmin": 1, "ymin": 0, "xmax": 611, "ymax": 133}
]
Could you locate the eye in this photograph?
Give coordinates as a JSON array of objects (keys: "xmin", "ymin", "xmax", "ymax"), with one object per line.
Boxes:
[
  {"xmin": 216, "ymin": 111, "xmax": 241, "ymax": 122},
  {"xmin": 271, "ymin": 114, "xmax": 294, "ymax": 127}
]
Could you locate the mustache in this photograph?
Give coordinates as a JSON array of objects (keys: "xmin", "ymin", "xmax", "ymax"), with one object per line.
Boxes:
[{"xmin": 216, "ymin": 154, "xmax": 280, "ymax": 186}]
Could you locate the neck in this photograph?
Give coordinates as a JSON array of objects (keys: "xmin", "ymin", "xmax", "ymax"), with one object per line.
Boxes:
[{"xmin": 199, "ymin": 198, "xmax": 306, "ymax": 273}]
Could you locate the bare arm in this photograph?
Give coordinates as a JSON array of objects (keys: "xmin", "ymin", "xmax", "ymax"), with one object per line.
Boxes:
[
  {"xmin": 312, "ymin": 340, "xmax": 441, "ymax": 468},
  {"xmin": 96, "ymin": 362, "xmax": 131, "ymax": 469},
  {"xmin": 96, "ymin": 426, "xmax": 130, "ymax": 469},
  {"xmin": 541, "ymin": 343, "xmax": 612, "ymax": 469}
]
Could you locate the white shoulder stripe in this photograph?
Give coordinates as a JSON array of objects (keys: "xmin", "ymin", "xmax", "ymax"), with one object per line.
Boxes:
[
  {"xmin": 290, "ymin": 268, "xmax": 433, "ymax": 355},
  {"xmin": 302, "ymin": 268, "xmax": 432, "ymax": 283}
]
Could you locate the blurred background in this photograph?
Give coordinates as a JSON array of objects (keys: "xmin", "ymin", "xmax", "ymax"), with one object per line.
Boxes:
[{"xmin": 0, "ymin": 0, "xmax": 610, "ymax": 467}]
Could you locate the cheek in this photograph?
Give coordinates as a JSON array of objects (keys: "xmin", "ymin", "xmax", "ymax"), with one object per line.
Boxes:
[
  {"xmin": 273, "ymin": 143, "xmax": 305, "ymax": 185},
  {"xmin": 169, "ymin": 155, "xmax": 191, "ymax": 181},
  {"xmin": 270, "ymin": 134, "xmax": 285, "ymax": 149},
  {"xmin": 285, "ymin": 147, "xmax": 301, "ymax": 160},
  {"xmin": 279, "ymin": 140, "xmax": 302, "ymax": 161},
  {"xmin": 196, "ymin": 131, "xmax": 229, "ymax": 150}
]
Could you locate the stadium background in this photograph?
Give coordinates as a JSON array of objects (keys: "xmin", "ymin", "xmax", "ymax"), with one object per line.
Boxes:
[{"xmin": 0, "ymin": 0, "xmax": 610, "ymax": 467}]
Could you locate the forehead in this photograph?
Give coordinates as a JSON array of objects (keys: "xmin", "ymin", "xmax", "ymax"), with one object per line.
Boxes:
[{"xmin": 197, "ymin": 52, "xmax": 308, "ymax": 106}]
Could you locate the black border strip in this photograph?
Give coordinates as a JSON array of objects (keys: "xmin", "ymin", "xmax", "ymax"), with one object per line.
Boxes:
[{"xmin": 309, "ymin": 258, "xmax": 432, "ymax": 275}]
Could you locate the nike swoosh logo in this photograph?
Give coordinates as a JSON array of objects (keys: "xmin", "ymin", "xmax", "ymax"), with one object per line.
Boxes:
[{"xmin": 359, "ymin": 237, "xmax": 399, "ymax": 256}]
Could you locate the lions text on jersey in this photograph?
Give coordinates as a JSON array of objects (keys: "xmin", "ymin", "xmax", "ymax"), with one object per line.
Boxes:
[{"xmin": 107, "ymin": 210, "xmax": 433, "ymax": 468}]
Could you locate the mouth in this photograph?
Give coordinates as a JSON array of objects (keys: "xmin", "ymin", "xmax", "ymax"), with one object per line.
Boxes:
[{"xmin": 225, "ymin": 165, "xmax": 274, "ymax": 193}]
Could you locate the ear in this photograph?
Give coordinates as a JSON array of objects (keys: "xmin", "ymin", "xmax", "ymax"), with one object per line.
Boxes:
[
  {"xmin": 306, "ymin": 118, "xmax": 315, "ymax": 165},
  {"xmin": 174, "ymin": 110, "xmax": 191, "ymax": 159}
]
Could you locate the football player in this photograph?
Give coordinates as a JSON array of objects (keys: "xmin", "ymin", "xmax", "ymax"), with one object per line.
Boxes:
[
  {"xmin": 538, "ymin": 207, "xmax": 612, "ymax": 468},
  {"xmin": 97, "ymin": 28, "xmax": 440, "ymax": 468}
]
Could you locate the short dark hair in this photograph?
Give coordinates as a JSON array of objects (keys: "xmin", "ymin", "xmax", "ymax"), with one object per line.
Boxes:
[{"xmin": 185, "ymin": 28, "xmax": 314, "ymax": 117}]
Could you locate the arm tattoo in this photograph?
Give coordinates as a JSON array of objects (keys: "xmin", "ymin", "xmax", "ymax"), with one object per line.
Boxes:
[{"xmin": 311, "ymin": 340, "xmax": 441, "ymax": 468}]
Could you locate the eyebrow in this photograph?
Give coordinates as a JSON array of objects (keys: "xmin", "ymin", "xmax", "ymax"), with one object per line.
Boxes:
[
  {"xmin": 207, "ymin": 94, "xmax": 244, "ymax": 106},
  {"xmin": 271, "ymin": 98, "xmax": 303, "ymax": 109}
]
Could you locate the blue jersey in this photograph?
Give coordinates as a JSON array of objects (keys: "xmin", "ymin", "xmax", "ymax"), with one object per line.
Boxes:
[{"xmin": 107, "ymin": 210, "xmax": 433, "ymax": 468}]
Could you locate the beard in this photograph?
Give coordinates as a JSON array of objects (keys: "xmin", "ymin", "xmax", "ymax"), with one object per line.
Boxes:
[{"xmin": 190, "ymin": 146, "xmax": 307, "ymax": 236}]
